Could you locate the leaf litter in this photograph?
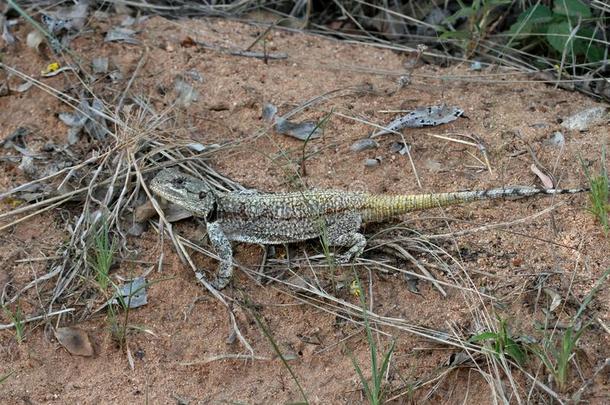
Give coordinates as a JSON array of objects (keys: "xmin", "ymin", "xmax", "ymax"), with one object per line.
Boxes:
[
  {"xmin": 113, "ymin": 277, "xmax": 148, "ymax": 309},
  {"xmin": 262, "ymin": 102, "xmax": 322, "ymax": 141},
  {"xmin": 372, "ymin": 105, "xmax": 464, "ymax": 137}
]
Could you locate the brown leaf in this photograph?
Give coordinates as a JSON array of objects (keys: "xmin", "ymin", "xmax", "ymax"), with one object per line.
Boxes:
[
  {"xmin": 134, "ymin": 200, "xmax": 156, "ymax": 222},
  {"xmin": 126, "ymin": 343, "xmax": 135, "ymax": 371},
  {"xmin": 181, "ymin": 36, "xmax": 196, "ymax": 48},
  {"xmin": 54, "ymin": 327, "xmax": 94, "ymax": 357},
  {"xmin": 543, "ymin": 288, "xmax": 562, "ymax": 312},
  {"xmin": 530, "ymin": 164, "xmax": 555, "ymax": 189}
]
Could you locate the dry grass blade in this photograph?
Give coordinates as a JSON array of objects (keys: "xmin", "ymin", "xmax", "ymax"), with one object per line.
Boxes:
[
  {"xmin": 179, "ymin": 354, "xmax": 270, "ymax": 366},
  {"xmin": 379, "ymin": 242, "xmax": 447, "ymax": 297},
  {"xmin": 426, "ymin": 203, "xmax": 566, "ymax": 240},
  {"xmin": 0, "ymin": 308, "xmax": 74, "ymax": 330}
]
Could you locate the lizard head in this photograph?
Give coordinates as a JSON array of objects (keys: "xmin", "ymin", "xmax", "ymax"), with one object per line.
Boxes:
[{"xmin": 150, "ymin": 168, "xmax": 216, "ymax": 217}]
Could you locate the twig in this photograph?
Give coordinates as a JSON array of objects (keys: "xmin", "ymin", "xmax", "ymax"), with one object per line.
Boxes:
[
  {"xmin": 116, "ymin": 46, "xmax": 150, "ymax": 115},
  {"xmin": 179, "ymin": 354, "xmax": 270, "ymax": 366},
  {"xmin": 194, "ymin": 40, "xmax": 288, "ymax": 60},
  {"xmin": 383, "ymin": 242, "xmax": 447, "ymax": 297},
  {"xmin": 426, "ymin": 203, "xmax": 565, "ymax": 239},
  {"xmin": 0, "ymin": 308, "xmax": 74, "ymax": 330}
]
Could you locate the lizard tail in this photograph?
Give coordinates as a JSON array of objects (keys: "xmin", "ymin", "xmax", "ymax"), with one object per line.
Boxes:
[{"xmin": 362, "ymin": 186, "xmax": 588, "ymax": 221}]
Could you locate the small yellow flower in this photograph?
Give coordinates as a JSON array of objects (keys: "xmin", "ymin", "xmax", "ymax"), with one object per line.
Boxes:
[
  {"xmin": 3, "ymin": 197, "xmax": 23, "ymax": 208},
  {"xmin": 42, "ymin": 62, "xmax": 60, "ymax": 74},
  {"xmin": 350, "ymin": 279, "xmax": 362, "ymax": 297}
]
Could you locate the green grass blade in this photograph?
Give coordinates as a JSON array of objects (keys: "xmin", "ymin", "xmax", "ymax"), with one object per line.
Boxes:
[
  {"xmin": 250, "ymin": 308, "xmax": 309, "ymax": 404},
  {"xmin": 347, "ymin": 347, "xmax": 374, "ymax": 403}
]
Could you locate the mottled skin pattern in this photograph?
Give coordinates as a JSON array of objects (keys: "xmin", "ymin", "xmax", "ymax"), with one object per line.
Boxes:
[{"xmin": 150, "ymin": 168, "xmax": 587, "ymax": 289}]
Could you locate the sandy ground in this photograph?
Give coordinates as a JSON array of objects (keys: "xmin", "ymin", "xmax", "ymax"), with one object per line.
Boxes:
[{"xmin": 1, "ymin": 13, "xmax": 609, "ymax": 404}]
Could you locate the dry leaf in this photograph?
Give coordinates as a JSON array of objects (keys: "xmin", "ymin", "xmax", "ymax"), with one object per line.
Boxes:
[
  {"xmin": 275, "ymin": 118, "xmax": 322, "ymax": 141},
  {"xmin": 134, "ymin": 200, "xmax": 156, "ymax": 222},
  {"xmin": 530, "ymin": 164, "xmax": 555, "ymax": 189},
  {"xmin": 543, "ymin": 288, "xmax": 562, "ymax": 312},
  {"xmin": 262, "ymin": 103, "xmax": 322, "ymax": 141},
  {"xmin": 372, "ymin": 105, "xmax": 464, "ymax": 137},
  {"xmin": 54, "ymin": 327, "xmax": 94, "ymax": 357},
  {"xmin": 350, "ymin": 138, "xmax": 379, "ymax": 152}
]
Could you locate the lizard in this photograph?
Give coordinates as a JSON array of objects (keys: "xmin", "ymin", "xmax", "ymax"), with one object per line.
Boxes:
[{"xmin": 150, "ymin": 167, "xmax": 587, "ymax": 290}]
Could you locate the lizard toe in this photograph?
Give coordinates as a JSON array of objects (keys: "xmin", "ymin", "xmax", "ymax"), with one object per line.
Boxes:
[
  {"xmin": 211, "ymin": 276, "xmax": 231, "ymax": 290},
  {"xmin": 335, "ymin": 254, "xmax": 353, "ymax": 264}
]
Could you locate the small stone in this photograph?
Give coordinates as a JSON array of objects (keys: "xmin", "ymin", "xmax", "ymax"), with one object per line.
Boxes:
[
  {"xmin": 350, "ymin": 138, "xmax": 379, "ymax": 152},
  {"xmin": 561, "ymin": 106, "xmax": 608, "ymax": 131},
  {"xmin": 548, "ymin": 131, "xmax": 565, "ymax": 147},
  {"xmin": 364, "ymin": 157, "xmax": 381, "ymax": 167},
  {"xmin": 390, "ymin": 141, "xmax": 410, "ymax": 155}
]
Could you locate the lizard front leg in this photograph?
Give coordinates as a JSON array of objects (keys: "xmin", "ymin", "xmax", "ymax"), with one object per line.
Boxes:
[{"xmin": 206, "ymin": 221, "xmax": 234, "ymax": 289}]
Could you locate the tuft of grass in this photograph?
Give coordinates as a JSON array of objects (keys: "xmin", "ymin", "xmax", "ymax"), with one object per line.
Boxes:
[
  {"xmin": 580, "ymin": 147, "xmax": 609, "ymax": 236},
  {"xmin": 89, "ymin": 217, "xmax": 117, "ymax": 292},
  {"xmin": 107, "ymin": 293, "xmax": 125, "ymax": 347},
  {"xmin": 92, "ymin": 222, "xmax": 156, "ymax": 350},
  {"xmin": 108, "ymin": 277, "xmax": 166, "ymax": 349},
  {"xmin": 531, "ymin": 324, "xmax": 588, "ymax": 393},
  {"xmin": 440, "ymin": 0, "xmax": 512, "ymax": 56},
  {"xmin": 92, "ymin": 232, "xmax": 141, "ymax": 349},
  {"xmin": 470, "ymin": 316, "xmax": 527, "ymax": 366},
  {"xmin": 347, "ymin": 276, "xmax": 395, "ymax": 405},
  {"xmin": 2, "ymin": 304, "xmax": 25, "ymax": 343},
  {"xmin": 533, "ymin": 268, "xmax": 610, "ymax": 392}
]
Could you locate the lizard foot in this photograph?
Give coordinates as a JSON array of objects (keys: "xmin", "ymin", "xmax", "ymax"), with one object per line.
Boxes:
[
  {"xmin": 211, "ymin": 275, "xmax": 231, "ymax": 290},
  {"xmin": 335, "ymin": 253, "xmax": 354, "ymax": 264},
  {"xmin": 328, "ymin": 232, "xmax": 366, "ymax": 265}
]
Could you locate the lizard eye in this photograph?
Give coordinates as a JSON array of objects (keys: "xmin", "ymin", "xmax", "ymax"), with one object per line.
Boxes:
[
  {"xmin": 172, "ymin": 177, "xmax": 185, "ymax": 187},
  {"xmin": 198, "ymin": 191, "xmax": 206, "ymax": 200}
]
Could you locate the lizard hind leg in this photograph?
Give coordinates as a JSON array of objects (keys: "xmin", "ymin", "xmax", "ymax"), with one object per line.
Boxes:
[
  {"xmin": 328, "ymin": 231, "xmax": 367, "ymax": 264},
  {"xmin": 324, "ymin": 213, "xmax": 366, "ymax": 264},
  {"xmin": 206, "ymin": 221, "xmax": 234, "ymax": 289}
]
